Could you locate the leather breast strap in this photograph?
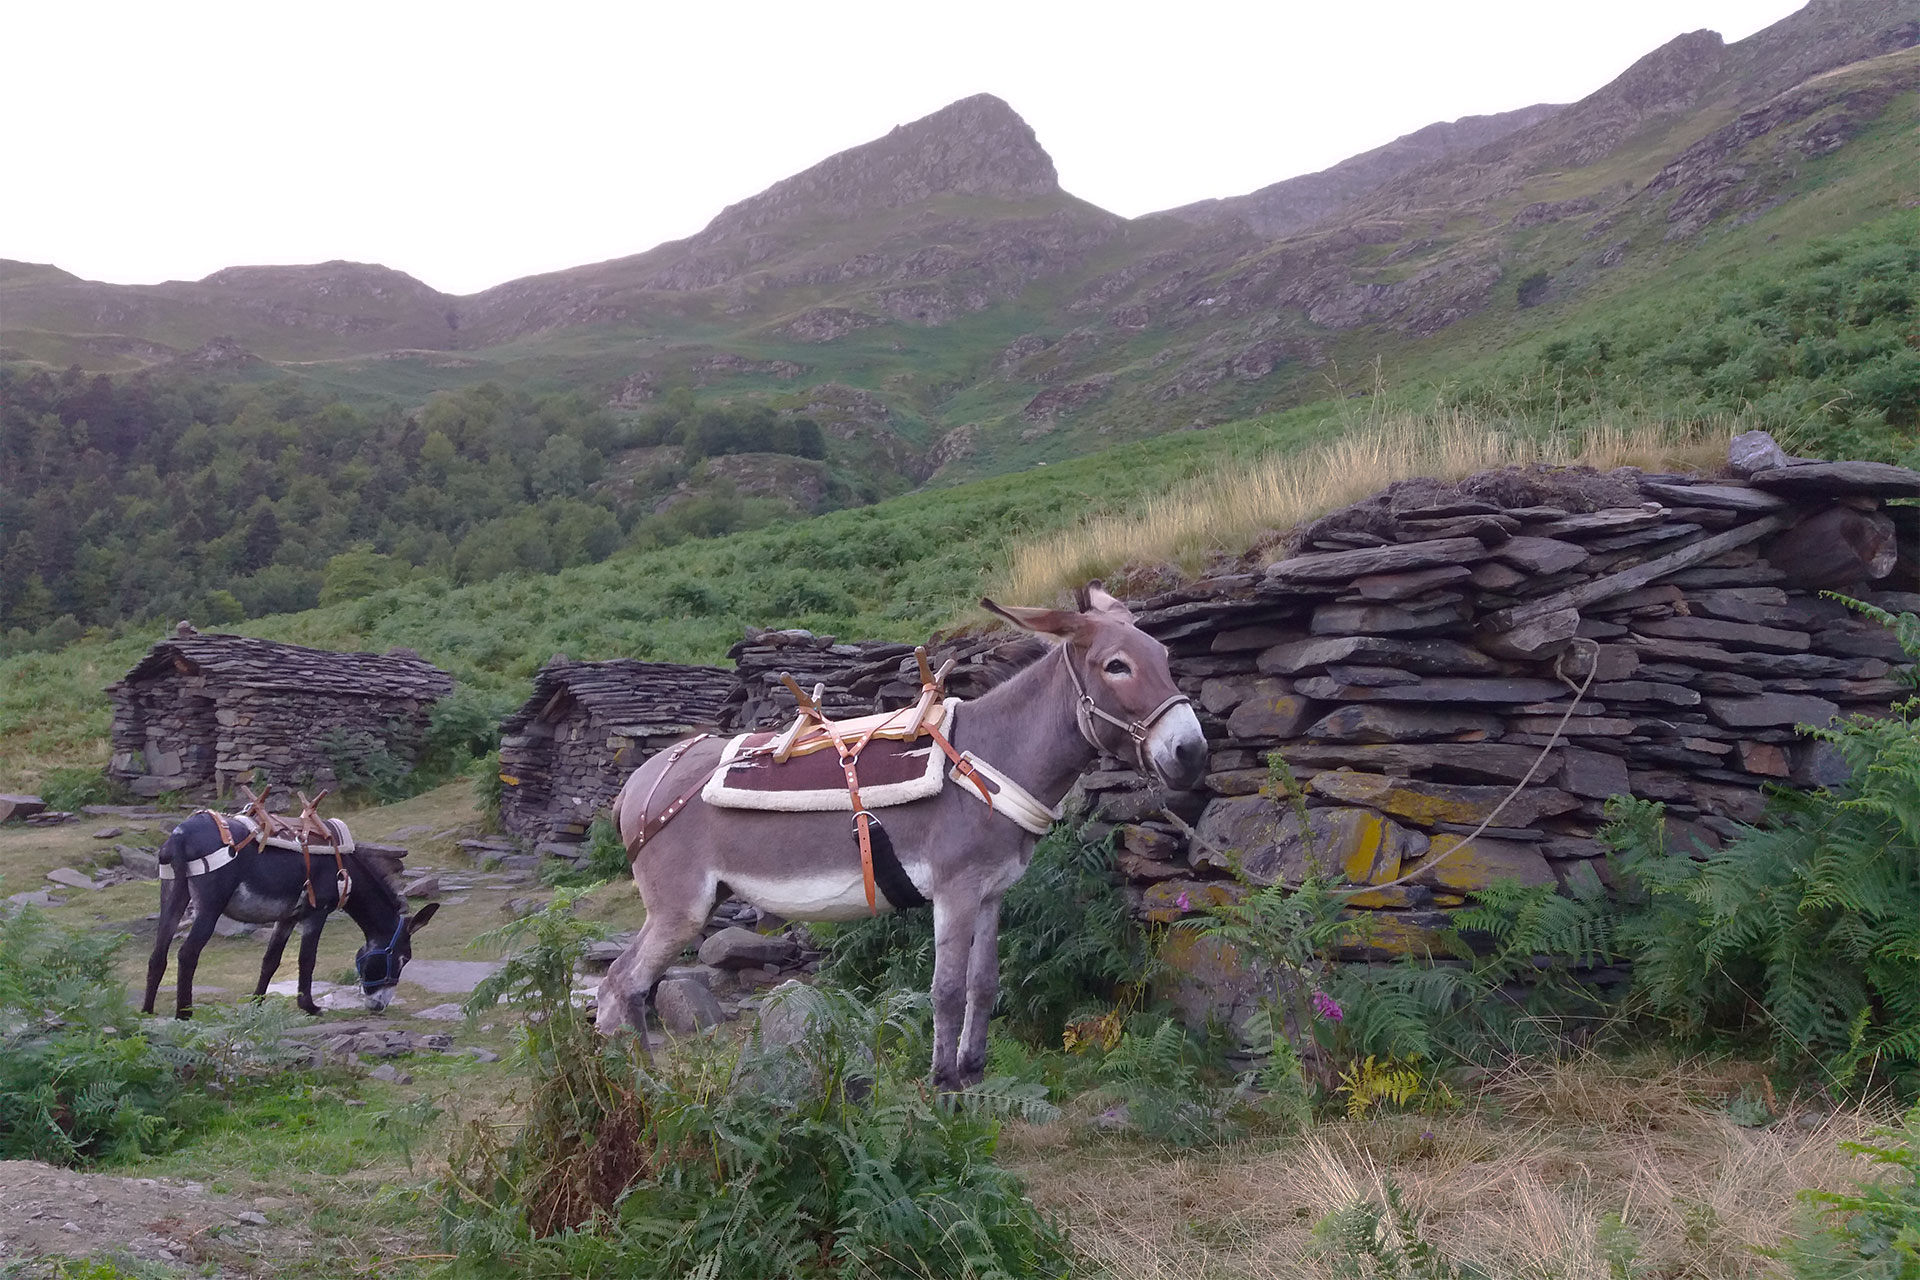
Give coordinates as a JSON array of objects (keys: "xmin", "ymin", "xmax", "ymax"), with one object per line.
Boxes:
[{"xmin": 630, "ymin": 735, "xmax": 713, "ymax": 857}]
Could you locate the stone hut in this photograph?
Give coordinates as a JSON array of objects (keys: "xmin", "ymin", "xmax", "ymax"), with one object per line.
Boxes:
[
  {"xmin": 1072, "ymin": 442, "xmax": 1918, "ymax": 975},
  {"xmin": 497, "ymin": 658, "xmax": 737, "ymax": 849},
  {"xmin": 107, "ymin": 627, "xmax": 453, "ymax": 798}
]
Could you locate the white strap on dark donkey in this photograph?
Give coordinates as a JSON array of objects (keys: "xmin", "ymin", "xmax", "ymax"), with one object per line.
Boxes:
[{"xmin": 158, "ymin": 811, "xmax": 258, "ymax": 879}]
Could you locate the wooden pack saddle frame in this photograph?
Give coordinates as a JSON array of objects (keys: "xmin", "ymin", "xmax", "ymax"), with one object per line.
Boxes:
[{"xmin": 203, "ymin": 784, "xmax": 353, "ymax": 908}]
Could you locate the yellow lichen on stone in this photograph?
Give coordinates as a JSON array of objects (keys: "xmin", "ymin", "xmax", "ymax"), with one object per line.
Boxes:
[
  {"xmin": 1334, "ymin": 910, "xmax": 1454, "ymax": 957},
  {"xmin": 1332, "ymin": 808, "xmax": 1403, "ymax": 885},
  {"xmin": 1138, "ymin": 879, "xmax": 1247, "ymax": 923},
  {"xmin": 1409, "ymin": 834, "xmax": 1556, "ymax": 892}
]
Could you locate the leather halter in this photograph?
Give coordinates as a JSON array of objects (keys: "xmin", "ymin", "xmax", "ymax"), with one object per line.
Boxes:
[{"xmin": 1059, "ymin": 643, "xmax": 1192, "ymax": 776}]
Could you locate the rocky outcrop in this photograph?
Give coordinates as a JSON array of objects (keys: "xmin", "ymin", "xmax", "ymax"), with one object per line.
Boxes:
[
  {"xmin": 699, "ymin": 94, "xmax": 1060, "ymax": 241},
  {"xmin": 1158, "ymin": 103, "xmax": 1563, "ymax": 238}
]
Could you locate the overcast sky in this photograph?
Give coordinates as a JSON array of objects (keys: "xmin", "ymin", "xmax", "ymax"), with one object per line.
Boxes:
[{"xmin": 5, "ymin": 0, "xmax": 1803, "ymax": 297}]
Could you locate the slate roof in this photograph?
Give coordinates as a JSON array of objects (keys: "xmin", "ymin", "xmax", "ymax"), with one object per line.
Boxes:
[
  {"xmin": 110, "ymin": 633, "xmax": 453, "ymax": 700},
  {"xmin": 501, "ymin": 658, "xmax": 737, "ymax": 736}
]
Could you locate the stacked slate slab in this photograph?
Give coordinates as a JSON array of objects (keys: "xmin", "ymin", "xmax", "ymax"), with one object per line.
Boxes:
[
  {"xmin": 1078, "ymin": 435, "xmax": 1918, "ymax": 958},
  {"xmin": 106, "ymin": 628, "xmax": 453, "ymax": 799},
  {"xmin": 727, "ymin": 628, "xmax": 921, "ymax": 728},
  {"xmin": 497, "ymin": 657, "xmax": 737, "ymax": 849}
]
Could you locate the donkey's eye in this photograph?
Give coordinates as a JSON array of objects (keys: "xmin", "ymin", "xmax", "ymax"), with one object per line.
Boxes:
[{"xmin": 1104, "ymin": 659, "xmax": 1131, "ymax": 676}]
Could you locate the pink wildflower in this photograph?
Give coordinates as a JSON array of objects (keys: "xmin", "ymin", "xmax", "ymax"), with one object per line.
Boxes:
[
  {"xmin": 1311, "ymin": 991, "xmax": 1344, "ymax": 1022},
  {"xmin": 1175, "ymin": 891, "xmax": 1192, "ymax": 912}
]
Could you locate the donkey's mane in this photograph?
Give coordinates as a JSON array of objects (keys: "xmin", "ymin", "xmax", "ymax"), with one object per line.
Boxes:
[{"xmin": 350, "ymin": 849, "xmax": 409, "ymax": 915}]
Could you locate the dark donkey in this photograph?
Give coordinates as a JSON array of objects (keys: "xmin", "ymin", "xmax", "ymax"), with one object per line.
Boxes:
[
  {"xmin": 598, "ymin": 585, "xmax": 1208, "ymax": 1089},
  {"xmin": 141, "ymin": 811, "xmax": 438, "ymax": 1019}
]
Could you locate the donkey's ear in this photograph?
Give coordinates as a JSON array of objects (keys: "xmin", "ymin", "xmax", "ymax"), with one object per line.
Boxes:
[
  {"xmin": 1081, "ymin": 581, "xmax": 1134, "ymax": 621},
  {"xmin": 407, "ymin": 902, "xmax": 440, "ymax": 934},
  {"xmin": 980, "ymin": 596, "xmax": 1090, "ymax": 640}
]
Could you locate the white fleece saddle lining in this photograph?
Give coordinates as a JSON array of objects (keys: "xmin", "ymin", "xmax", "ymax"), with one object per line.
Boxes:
[{"xmin": 160, "ymin": 814, "xmax": 356, "ymax": 879}]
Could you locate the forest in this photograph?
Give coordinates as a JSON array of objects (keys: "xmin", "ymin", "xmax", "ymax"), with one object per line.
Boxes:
[{"xmin": 0, "ymin": 374, "xmax": 831, "ymax": 652}]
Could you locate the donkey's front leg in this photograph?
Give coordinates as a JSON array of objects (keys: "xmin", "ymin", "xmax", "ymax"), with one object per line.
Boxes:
[
  {"xmin": 253, "ymin": 919, "xmax": 297, "ymax": 999},
  {"xmin": 294, "ymin": 914, "xmax": 328, "ymax": 1016},
  {"xmin": 929, "ymin": 893, "xmax": 981, "ymax": 1092},
  {"xmin": 956, "ymin": 894, "xmax": 1005, "ymax": 1087}
]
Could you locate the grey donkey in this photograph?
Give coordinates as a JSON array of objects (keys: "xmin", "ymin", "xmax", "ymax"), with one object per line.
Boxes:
[{"xmin": 597, "ymin": 584, "xmax": 1209, "ymax": 1090}]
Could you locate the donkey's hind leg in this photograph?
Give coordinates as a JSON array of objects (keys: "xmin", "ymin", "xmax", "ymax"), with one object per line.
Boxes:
[
  {"xmin": 253, "ymin": 919, "xmax": 297, "ymax": 999},
  {"xmin": 596, "ymin": 906, "xmax": 706, "ymax": 1038},
  {"xmin": 142, "ymin": 876, "xmax": 191, "ymax": 1015},
  {"xmin": 172, "ymin": 899, "xmax": 223, "ymax": 1020}
]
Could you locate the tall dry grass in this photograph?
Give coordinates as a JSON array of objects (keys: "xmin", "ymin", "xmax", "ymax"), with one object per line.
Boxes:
[
  {"xmin": 1004, "ymin": 1051, "xmax": 1889, "ymax": 1280},
  {"xmin": 996, "ymin": 408, "xmax": 1735, "ymax": 606}
]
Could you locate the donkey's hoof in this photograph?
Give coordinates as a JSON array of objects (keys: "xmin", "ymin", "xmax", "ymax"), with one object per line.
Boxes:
[
  {"xmin": 175, "ymin": 1009, "xmax": 193, "ymax": 1021},
  {"xmin": 298, "ymin": 1000, "xmax": 322, "ymax": 1017}
]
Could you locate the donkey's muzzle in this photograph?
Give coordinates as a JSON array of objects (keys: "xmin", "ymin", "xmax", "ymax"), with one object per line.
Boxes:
[{"xmin": 1164, "ymin": 735, "xmax": 1209, "ymax": 791}]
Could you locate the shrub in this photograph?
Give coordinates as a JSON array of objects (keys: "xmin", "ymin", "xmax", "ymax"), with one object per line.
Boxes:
[
  {"xmin": 438, "ymin": 900, "xmax": 1072, "ymax": 1277},
  {"xmin": 35, "ymin": 764, "xmax": 125, "ymax": 812},
  {"xmin": 0, "ymin": 908, "xmax": 304, "ymax": 1165}
]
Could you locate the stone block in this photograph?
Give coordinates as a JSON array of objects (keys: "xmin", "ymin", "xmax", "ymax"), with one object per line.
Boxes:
[
  {"xmin": 1226, "ymin": 686, "xmax": 1317, "ymax": 741},
  {"xmin": 1406, "ymin": 834, "xmax": 1556, "ymax": 892},
  {"xmin": 1559, "ymin": 747, "xmax": 1631, "ymax": 800},
  {"xmin": 1334, "ymin": 910, "xmax": 1456, "ymax": 959},
  {"xmin": 1193, "ymin": 795, "xmax": 1421, "ymax": 886},
  {"xmin": 1260, "ymin": 635, "xmax": 1497, "ymax": 677},
  {"xmin": 1495, "ymin": 537, "xmax": 1590, "ymax": 574},
  {"xmin": 1304, "ymin": 705, "xmax": 1505, "ymax": 743},
  {"xmin": 1295, "ymin": 676, "xmax": 1572, "ymax": 705},
  {"xmin": 46, "ymin": 867, "xmax": 101, "ymax": 891},
  {"xmin": 655, "ymin": 978, "xmax": 727, "ymax": 1033},
  {"xmin": 1282, "ymin": 743, "xmax": 1547, "ymax": 784},
  {"xmin": 1199, "ymin": 676, "xmax": 1259, "ymax": 713},
  {"xmin": 1309, "ymin": 601, "xmax": 1468, "ymax": 635},
  {"xmin": 1112, "ymin": 825, "xmax": 1176, "ymax": 861},
  {"xmin": 1736, "ymin": 741, "xmax": 1790, "ymax": 777},
  {"xmin": 1349, "ymin": 565, "xmax": 1473, "ymax": 600},
  {"xmin": 1478, "ymin": 608, "xmax": 1580, "ymax": 660},
  {"xmin": 1636, "ymin": 616, "xmax": 1810, "ymax": 652},
  {"xmin": 1308, "ymin": 770, "xmax": 1581, "ymax": 827},
  {"xmin": 1138, "ymin": 878, "xmax": 1247, "ymax": 923},
  {"xmin": 1592, "ymin": 680, "xmax": 1700, "ymax": 707},
  {"xmin": 1703, "ymin": 694, "xmax": 1840, "ymax": 729},
  {"xmin": 1267, "ymin": 537, "xmax": 1490, "ymax": 581},
  {"xmin": 698, "ymin": 927, "xmax": 799, "ymax": 970},
  {"xmin": 1747, "ymin": 459, "xmax": 1920, "ymax": 498},
  {"xmin": 1470, "ymin": 560, "xmax": 1529, "ymax": 590}
]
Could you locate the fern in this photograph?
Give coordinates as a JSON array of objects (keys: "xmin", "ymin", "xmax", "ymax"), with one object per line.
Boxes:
[
  {"xmin": 1606, "ymin": 599, "xmax": 1920, "ymax": 1089},
  {"xmin": 436, "ymin": 917, "xmax": 1072, "ymax": 1276}
]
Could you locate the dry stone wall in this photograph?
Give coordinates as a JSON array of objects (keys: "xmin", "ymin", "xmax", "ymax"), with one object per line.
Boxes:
[{"xmin": 1081, "ymin": 439, "xmax": 1917, "ymax": 957}]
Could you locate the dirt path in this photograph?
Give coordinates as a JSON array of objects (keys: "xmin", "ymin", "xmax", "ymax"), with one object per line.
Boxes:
[{"xmin": 0, "ymin": 1159, "xmax": 308, "ymax": 1276}]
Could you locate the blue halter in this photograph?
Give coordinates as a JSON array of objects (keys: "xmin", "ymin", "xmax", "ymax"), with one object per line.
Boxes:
[{"xmin": 356, "ymin": 916, "xmax": 408, "ymax": 991}]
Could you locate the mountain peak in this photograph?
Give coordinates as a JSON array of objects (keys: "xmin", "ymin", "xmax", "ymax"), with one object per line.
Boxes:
[{"xmin": 700, "ymin": 93, "xmax": 1059, "ymax": 239}]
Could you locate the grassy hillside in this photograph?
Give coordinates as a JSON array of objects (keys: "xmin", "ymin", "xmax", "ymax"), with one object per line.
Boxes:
[{"xmin": 4, "ymin": 208, "xmax": 1913, "ymax": 789}]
